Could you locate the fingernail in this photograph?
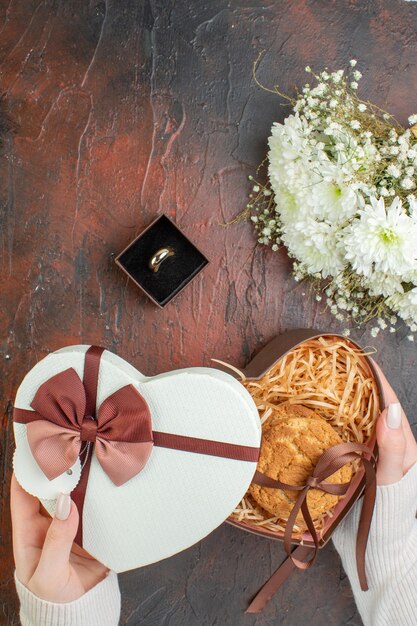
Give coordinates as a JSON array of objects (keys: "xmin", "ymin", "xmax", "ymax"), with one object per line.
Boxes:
[
  {"xmin": 55, "ymin": 493, "xmax": 71, "ymax": 520},
  {"xmin": 386, "ymin": 403, "xmax": 402, "ymax": 429}
]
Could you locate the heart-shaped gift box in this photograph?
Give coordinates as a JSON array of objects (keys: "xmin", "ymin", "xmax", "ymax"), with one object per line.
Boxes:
[{"xmin": 12, "ymin": 345, "xmax": 261, "ymax": 573}]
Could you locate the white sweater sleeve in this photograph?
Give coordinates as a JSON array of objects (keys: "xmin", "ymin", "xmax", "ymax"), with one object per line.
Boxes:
[
  {"xmin": 14, "ymin": 569, "xmax": 121, "ymax": 626},
  {"xmin": 331, "ymin": 459, "xmax": 417, "ymax": 626}
]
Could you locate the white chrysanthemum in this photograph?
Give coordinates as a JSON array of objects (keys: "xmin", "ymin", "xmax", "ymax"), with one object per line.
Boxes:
[
  {"xmin": 268, "ymin": 114, "xmax": 310, "ymax": 166},
  {"xmin": 362, "ymin": 272, "xmax": 404, "ymax": 298},
  {"xmin": 312, "ymin": 181, "xmax": 359, "ymax": 222},
  {"xmin": 342, "ymin": 196, "xmax": 417, "ymax": 278},
  {"xmin": 268, "ymin": 114, "xmax": 319, "ymax": 201},
  {"xmin": 282, "ymin": 218, "xmax": 346, "ymax": 278},
  {"xmin": 386, "ymin": 287, "xmax": 417, "ymax": 325},
  {"xmin": 273, "ymin": 186, "xmax": 302, "ymax": 224},
  {"xmin": 311, "ymin": 163, "xmax": 359, "ymax": 222}
]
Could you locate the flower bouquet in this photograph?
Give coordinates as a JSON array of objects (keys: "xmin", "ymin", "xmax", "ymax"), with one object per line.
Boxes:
[{"xmin": 249, "ymin": 60, "xmax": 417, "ymax": 338}]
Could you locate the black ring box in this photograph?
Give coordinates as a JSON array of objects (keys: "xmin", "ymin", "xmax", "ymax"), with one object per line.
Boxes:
[{"xmin": 115, "ymin": 214, "xmax": 209, "ymax": 308}]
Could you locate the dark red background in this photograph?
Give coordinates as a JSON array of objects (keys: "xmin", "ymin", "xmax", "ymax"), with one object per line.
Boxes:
[{"xmin": 1, "ymin": 1, "xmax": 417, "ymax": 624}]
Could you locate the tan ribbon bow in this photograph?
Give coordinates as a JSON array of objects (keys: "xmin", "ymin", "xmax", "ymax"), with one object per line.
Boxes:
[{"xmin": 21, "ymin": 366, "xmax": 154, "ymax": 486}]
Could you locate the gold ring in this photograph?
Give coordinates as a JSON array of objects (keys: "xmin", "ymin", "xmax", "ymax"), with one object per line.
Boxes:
[{"xmin": 149, "ymin": 247, "xmax": 175, "ymax": 273}]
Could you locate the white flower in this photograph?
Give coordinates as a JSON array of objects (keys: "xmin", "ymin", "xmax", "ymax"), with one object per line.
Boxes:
[
  {"xmin": 358, "ymin": 103, "xmax": 367, "ymax": 112},
  {"xmin": 363, "ymin": 272, "xmax": 404, "ymax": 298},
  {"xmin": 401, "ymin": 177, "xmax": 415, "ymax": 190},
  {"xmin": 353, "ymin": 70, "xmax": 362, "ymax": 81},
  {"xmin": 341, "ymin": 196, "xmax": 417, "ymax": 278},
  {"xmin": 332, "ymin": 70, "xmax": 343, "ymax": 83},
  {"xmin": 311, "ymin": 83, "xmax": 326, "ymax": 96},
  {"xmin": 307, "ymin": 96, "xmax": 319, "ymax": 107},
  {"xmin": 267, "ymin": 114, "xmax": 316, "ymax": 196},
  {"xmin": 350, "ymin": 59, "xmax": 357, "ymax": 67},
  {"xmin": 408, "ymin": 114, "xmax": 417, "ymax": 125},
  {"xmin": 311, "ymin": 175, "xmax": 359, "ymax": 222},
  {"xmin": 281, "ymin": 218, "xmax": 346, "ymax": 278},
  {"xmin": 273, "ymin": 186, "xmax": 301, "ymax": 223},
  {"xmin": 268, "ymin": 114, "xmax": 310, "ymax": 164},
  {"xmin": 387, "ymin": 288, "xmax": 417, "ymax": 325},
  {"xmin": 350, "ymin": 120, "xmax": 360, "ymax": 130},
  {"xmin": 350, "ymin": 81, "xmax": 358, "ymax": 90},
  {"xmin": 398, "ymin": 130, "xmax": 411, "ymax": 144},
  {"xmin": 386, "ymin": 164, "xmax": 401, "ymax": 178}
]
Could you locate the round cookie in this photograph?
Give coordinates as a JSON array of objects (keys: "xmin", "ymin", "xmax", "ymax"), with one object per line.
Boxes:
[
  {"xmin": 250, "ymin": 406, "xmax": 352, "ymax": 527},
  {"xmin": 263, "ymin": 403, "xmax": 321, "ymax": 432}
]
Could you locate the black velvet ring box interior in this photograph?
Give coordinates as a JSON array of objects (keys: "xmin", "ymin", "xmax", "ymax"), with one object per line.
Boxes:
[{"xmin": 115, "ymin": 214, "xmax": 209, "ymax": 307}]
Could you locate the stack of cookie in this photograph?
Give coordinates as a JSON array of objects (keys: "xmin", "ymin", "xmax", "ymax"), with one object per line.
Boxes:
[{"xmin": 249, "ymin": 404, "xmax": 353, "ymax": 527}]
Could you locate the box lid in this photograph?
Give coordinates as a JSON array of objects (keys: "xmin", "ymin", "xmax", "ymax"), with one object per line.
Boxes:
[{"xmin": 12, "ymin": 345, "xmax": 261, "ymax": 573}]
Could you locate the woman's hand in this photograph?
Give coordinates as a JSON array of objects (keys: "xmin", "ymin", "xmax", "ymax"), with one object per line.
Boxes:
[
  {"xmin": 371, "ymin": 359, "xmax": 417, "ymax": 485},
  {"xmin": 11, "ymin": 473, "xmax": 109, "ymax": 603}
]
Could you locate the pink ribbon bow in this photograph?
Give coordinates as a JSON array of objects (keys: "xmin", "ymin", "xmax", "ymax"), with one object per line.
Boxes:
[{"xmin": 22, "ymin": 366, "xmax": 154, "ymax": 486}]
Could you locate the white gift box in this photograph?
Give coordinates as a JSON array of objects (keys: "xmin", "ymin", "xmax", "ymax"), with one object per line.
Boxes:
[{"xmin": 12, "ymin": 344, "xmax": 261, "ymax": 573}]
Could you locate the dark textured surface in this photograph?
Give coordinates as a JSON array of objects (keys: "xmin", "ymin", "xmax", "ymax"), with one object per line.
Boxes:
[{"xmin": 1, "ymin": 1, "xmax": 417, "ymax": 625}]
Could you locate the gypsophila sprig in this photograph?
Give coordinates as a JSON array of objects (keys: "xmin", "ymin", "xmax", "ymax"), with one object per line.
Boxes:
[{"xmin": 249, "ymin": 60, "xmax": 417, "ymax": 337}]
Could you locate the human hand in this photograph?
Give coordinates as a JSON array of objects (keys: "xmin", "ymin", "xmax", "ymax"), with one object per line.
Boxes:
[
  {"xmin": 371, "ymin": 359, "xmax": 417, "ymax": 485},
  {"xmin": 11, "ymin": 473, "xmax": 109, "ymax": 603}
]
